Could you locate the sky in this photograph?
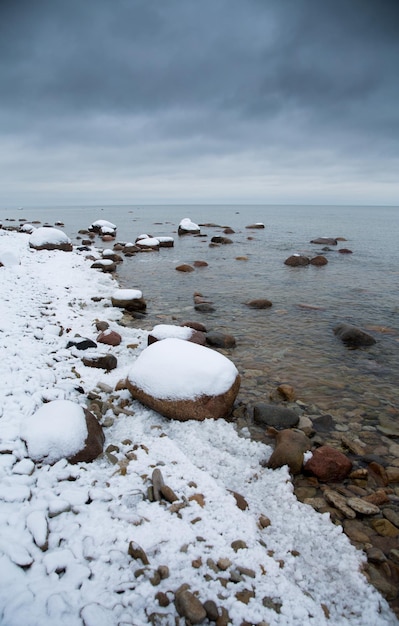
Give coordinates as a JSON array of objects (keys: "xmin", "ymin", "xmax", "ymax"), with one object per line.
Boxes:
[{"xmin": 1, "ymin": 0, "xmax": 398, "ymax": 207}]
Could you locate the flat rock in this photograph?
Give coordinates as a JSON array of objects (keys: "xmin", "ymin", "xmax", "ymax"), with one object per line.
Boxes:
[{"xmin": 253, "ymin": 403, "xmax": 299, "ymax": 429}]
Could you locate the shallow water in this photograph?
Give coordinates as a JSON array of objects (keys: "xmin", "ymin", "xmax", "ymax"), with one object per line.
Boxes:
[{"xmin": 2, "ymin": 204, "xmax": 399, "ymax": 419}]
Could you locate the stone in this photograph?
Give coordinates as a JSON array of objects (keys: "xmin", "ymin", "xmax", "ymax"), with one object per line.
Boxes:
[
  {"xmin": 284, "ymin": 254, "xmax": 310, "ymax": 267},
  {"xmin": 174, "ymin": 589, "xmax": 206, "ymax": 624},
  {"xmin": 253, "ymin": 404, "xmax": 299, "ymax": 429},
  {"xmin": 111, "ymin": 288, "xmax": 147, "ymax": 312},
  {"xmin": 323, "ymin": 488, "xmax": 356, "ymax": 519},
  {"xmin": 304, "ymin": 445, "xmax": 352, "ymax": 482},
  {"xmin": 178, "ymin": 218, "xmax": 200, "ymax": 235},
  {"xmin": 276, "ymin": 384, "xmax": 296, "ymax": 402},
  {"xmin": 68, "ymin": 409, "xmax": 105, "ymax": 464},
  {"xmin": 193, "ymin": 260, "xmax": 208, "ymax": 267},
  {"xmin": 211, "ymin": 236, "xmax": 233, "ymax": 244},
  {"xmin": 22, "ymin": 401, "xmax": 104, "ymax": 465},
  {"xmin": 126, "ymin": 338, "xmax": 240, "ymax": 421},
  {"xmin": 148, "ymin": 324, "xmax": 206, "ymax": 346},
  {"xmin": 97, "ymin": 330, "xmax": 122, "ymax": 346},
  {"xmin": 346, "ymin": 497, "xmax": 380, "ymax": 516},
  {"xmin": 339, "ymin": 248, "xmax": 353, "ymax": 254},
  {"xmin": 371, "ymin": 519, "xmax": 399, "ymax": 537},
  {"xmin": 206, "ymin": 331, "xmax": 236, "ymax": 348},
  {"xmin": 152, "ymin": 468, "xmax": 165, "ymax": 502},
  {"xmin": 91, "ymin": 259, "xmax": 117, "ymax": 272},
  {"xmin": 245, "ymin": 299, "xmax": 273, "ymax": 309},
  {"xmin": 176, "ymin": 263, "xmax": 195, "ymax": 272},
  {"xmin": 310, "ymin": 237, "xmax": 338, "ymax": 245},
  {"xmin": 128, "ymin": 541, "xmax": 149, "ymax": 564},
  {"xmin": 310, "ymin": 255, "xmax": 328, "ymax": 266},
  {"xmin": 67, "ymin": 337, "xmax": 97, "ymax": 350},
  {"xmin": 181, "ymin": 321, "xmax": 207, "ymax": 333},
  {"xmin": 333, "ymin": 323, "xmax": 376, "ymax": 347},
  {"xmin": 246, "ymin": 223, "xmax": 265, "ymax": 229},
  {"xmin": 267, "ymin": 428, "xmax": 311, "ymax": 474},
  {"xmin": 29, "ymin": 227, "xmax": 73, "ymax": 251},
  {"xmin": 82, "ymin": 354, "xmax": 118, "ymax": 371}
]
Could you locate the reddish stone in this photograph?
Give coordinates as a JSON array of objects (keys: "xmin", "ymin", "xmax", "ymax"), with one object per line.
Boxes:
[
  {"xmin": 310, "ymin": 255, "xmax": 328, "ymax": 266},
  {"xmin": 304, "ymin": 445, "xmax": 353, "ymax": 482},
  {"xmin": 97, "ymin": 330, "xmax": 122, "ymax": 346},
  {"xmin": 68, "ymin": 409, "xmax": 105, "ymax": 464}
]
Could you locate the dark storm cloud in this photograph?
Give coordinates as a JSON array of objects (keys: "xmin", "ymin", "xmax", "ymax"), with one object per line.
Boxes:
[{"xmin": 0, "ymin": 0, "xmax": 398, "ymax": 204}]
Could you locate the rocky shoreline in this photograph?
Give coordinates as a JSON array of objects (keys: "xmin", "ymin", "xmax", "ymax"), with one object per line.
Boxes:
[{"xmin": 2, "ymin": 215, "xmax": 398, "ymax": 622}]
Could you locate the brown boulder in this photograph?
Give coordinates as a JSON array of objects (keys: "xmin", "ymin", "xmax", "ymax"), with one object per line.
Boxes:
[
  {"xmin": 310, "ymin": 255, "xmax": 328, "ymax": 266},
  {"xmin": 333, "ymin": 323, "xmax": 376, "ymax": 347},
  {"xmin": 284, "ymin": 255, "xmax": 310, "ymax": 267},
  {"xmin": 68, "ymin": 409, "xmax": 105, "ymax": 463},
  {"xmin": 176, "ymin": 264, "xmax": 194, "ymax": 272},
  {"xmin": 245, "ymin": 299, "xmax": 272, "ymax": 309},
  {"xmin": 267, "ymin": 428, "xmax": 311, "ymax": 474},
  {"xmin": 304, "ymin": 445, "xmax": 353, "ymax": 482},
  {"xmin": 97, "ymin": 330, "xmax": 122, "ymax": 346},
  {"xmin": 310, "ymin": 237, "xmax": 338, "ymax": 245},
  {"xmin": 82, "ymin": 354, "xmax": 118, "ymax": 371},
  {"xmin": 126, "ymin": 338, "xmax": 240, "ymax": 421}
]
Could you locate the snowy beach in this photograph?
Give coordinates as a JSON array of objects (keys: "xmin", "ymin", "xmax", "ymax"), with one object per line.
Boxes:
[{"xmin": 0, "ymin": 227, "xmax": 397, "ymax": 626}]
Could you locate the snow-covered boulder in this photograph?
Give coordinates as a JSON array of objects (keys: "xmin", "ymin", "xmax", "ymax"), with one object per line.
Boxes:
[
  {"xmin": 178, "ymin": 217, "xmax": 200, "ymax": 235},
  {"xmin": 21, "ymin": 400, "xmax": 105, "ymax": 465},
  {"xmin": 135, "ymin": 237, "xmax": 160, "ymax": 250},
  {"xmin": 148, "ymin": 324, "xmax": 206, "ymax": 346},
  {"xmin": 0, "ymin": 249, "xmax": 20, "ymax": 267},
  {"xmin": 156, "ymin": 236, "xmax": 174, "ymax": 248},
  {"xmin": 20, "ymin": 223, "xmax": 36, "ymax": 234},
  {"xmin": 29, "ymin": 227, "xmax": 73, "ymax": 251},
  {"xmin": 126, "ymin": 338, "xmax": 240, "ymax": 421},
  {"xmin": 89, "ymin": 220, "xmax": 117, "ymax": 236},
  {"xmin": 111, "ymin": 288, "xmax": 147, "ymax": 311}
]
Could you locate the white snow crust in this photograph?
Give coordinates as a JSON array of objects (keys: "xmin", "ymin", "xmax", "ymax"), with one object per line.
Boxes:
[
  {"xmin": 150, "ymin": 324, "xmax": 193, "ymax": 341},
  {"xmin": 128, "ymin": 338, "xmax": 238, "ymax": 399},
  {"xmin": 21, "ymin": 400, "xmax": 88, "ymax": 464},
  {"xmin": 29, "ymin": 227, "xmax": 71, "ymax": 246},
  {"xmin": 0, "ymin": 228, "xmax": 396, "ymax": 626},
  {"xmin": 179, "ymin": 217, "xmax": 200, "ymax": 231}
]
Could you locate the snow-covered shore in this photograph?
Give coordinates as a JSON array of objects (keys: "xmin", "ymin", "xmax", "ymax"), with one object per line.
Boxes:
[{"xmin": 0, "ymin": 228, "xmax": 397, "ymax": 626}]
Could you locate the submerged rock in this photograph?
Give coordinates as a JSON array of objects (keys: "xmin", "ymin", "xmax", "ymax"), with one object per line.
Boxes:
[
  {"xmin": 284, "ymin": 254, "xmax": 310, "ymax": 267},
  {"xmin": 333, "ymin": 323, "xmax": 376, "ymax": 347}
]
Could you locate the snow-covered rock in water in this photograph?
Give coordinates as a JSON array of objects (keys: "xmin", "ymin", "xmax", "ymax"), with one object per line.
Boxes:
[
  {"xmin": 178, "ymin": 217, "xmax": 200, "ymax": 235},
  {"xmin": 111, "ymin": 288, "xmax": 147, "ymax": 311},
  {"xmin": 91, "ymin": 258, "xmax": 117, "ymax": 272},
  {"xmin": 135, "ymin": 237, "xmax": 160, "ymax": 250},
  {"xmin": 148, "ymin": 323, "xmax": 206, "ymax": 346},
  {"xmin": 21, "ymin": 400, "xmax": 104, "ymax": 464},
  {"xmin": 89, "ymin": 220, "xmax": 117, "ymax": 236},
  {"xmin": 29, "ymin": 227, "xmax": 73, "ymax": 251},
  {"xmin": 156, "ymin": 236, "xmax": 174, "ymax": 248},
  {"xmin": 127, "ymin": 337, "xmax": 240, "ymax": 421}
]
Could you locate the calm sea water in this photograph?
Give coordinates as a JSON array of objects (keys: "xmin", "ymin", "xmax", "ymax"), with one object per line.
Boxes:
[{"xmin": 2, "ymin": 204, "xmax": 398, "ymax": 417}]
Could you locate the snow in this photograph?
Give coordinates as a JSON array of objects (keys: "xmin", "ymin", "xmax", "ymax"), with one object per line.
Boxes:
[
  {"xmin": 112, "ymin": 287, "xmax": 143, "ymax": 300},
  {"xmin": 0, "ymin": 228, "xmax": 396, "ymax": 626},
  {"xmin": 21, "ymin": 400, "xmax": 88, "ymax": 464},
  {"xmin": 90, "ymin": 220, "xmax": 117, "ymax": 230},
  {"xmin": 150, "ymin": 323, "xmax": 194, "ymax": 341},
  {"xmin": 128, "ymin": 338, "xmax": 239, "ymax": 399},
  {"xmin": 29, "ymin": 227, "xmax": 71, "ymax": 246},
  {"xmin": 179, "ymin": 217, "xmax": 200, "ymax": 231}
]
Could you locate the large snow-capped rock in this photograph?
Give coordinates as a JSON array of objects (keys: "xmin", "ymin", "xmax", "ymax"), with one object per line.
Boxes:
[
  {"xmin": 29, "ymin": 227, "xmax": 73, "ymax": 251},
  {"xmin": 126, "ymin": 337, "xmax": 240, "ymax": 421},
  {"xmin": 21, "ymin": 400, "xmax": 104, "ymax": 464},
  {"xmin": 178, "ymin": 217, "xmax": 200, "ymax": 235},
  {"xmin": 111, "ymin": 288, "xmax": 147, "ymax": 311}
]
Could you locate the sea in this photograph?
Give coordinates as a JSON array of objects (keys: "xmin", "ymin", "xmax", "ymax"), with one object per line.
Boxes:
[{"xmin": 2, "ymin": 204, "xmax": 398, "ymax": 422}]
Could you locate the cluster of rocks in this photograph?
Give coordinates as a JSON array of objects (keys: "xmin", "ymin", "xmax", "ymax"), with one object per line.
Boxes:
[
  {"xmin": 284, "ymin": 234, "xmax": 353, "ymax": 266},
  {"xmin": 234, "ymin": 398, "xmax": 399, "ymax": 613}
]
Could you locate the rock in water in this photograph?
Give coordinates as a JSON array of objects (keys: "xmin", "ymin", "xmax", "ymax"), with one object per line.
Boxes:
[
  {"xmin": 333, "ymin": 323, "xmax": 376, "ymax": 347},
  {"xmin": 126, "ymin": 338, "xmax": 240, "ymax": 421}
]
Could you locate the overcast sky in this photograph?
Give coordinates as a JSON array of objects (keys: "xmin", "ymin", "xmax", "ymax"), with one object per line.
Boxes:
[{"xmin": 1, "ymin": 0, "xmax": 398, "ymax": 207}]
